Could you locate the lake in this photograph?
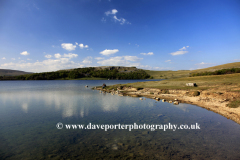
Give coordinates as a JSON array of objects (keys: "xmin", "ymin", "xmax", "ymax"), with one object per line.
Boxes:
[{"xmin": 0, "ymin": 80, "xmax": 240, "ymax": 159}]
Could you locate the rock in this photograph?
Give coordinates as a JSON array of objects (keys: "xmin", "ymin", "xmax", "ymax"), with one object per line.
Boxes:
[
  {"xmin": 139, "ymin": 98, "xmax": 143, "ymax": 100},
  {"xmin": 169, "ymin": 101, "xmax": 172, "ymax": 103},
  {"xmin": 174, "ymin": 101, "xmax": 179, "ymax": 105},
  {"xmin": 162, "ymin": 99, "xmax": 166, "ymax": 102},
  {"xmin": 156, "ymin": 97, "xmax": 160, "ymax": 100},
  {"xmin": 186, "ymin": 83, "xmax": 197, "ymax": 87}
]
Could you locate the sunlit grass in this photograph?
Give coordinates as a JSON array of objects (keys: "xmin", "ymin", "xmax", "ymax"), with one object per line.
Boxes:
[{"xmin": 144, "ymin": 62, "xmax": 240, "ymax": 79}]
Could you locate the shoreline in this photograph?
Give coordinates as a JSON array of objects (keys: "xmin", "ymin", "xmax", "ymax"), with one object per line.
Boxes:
[{"xmin": 95, "ymin": 86, "xmax": 240, "ymax": 125}]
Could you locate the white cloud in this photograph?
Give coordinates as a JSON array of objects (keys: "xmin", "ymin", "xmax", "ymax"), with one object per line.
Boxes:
[
  {"xmin": 113, "ymin": 16, "xmax": 130, "ymax": 25},
  {"xmin": 2, "ymin": 57, "xmax": 6, "ymax": 60},
  {"xmin": 194, "ymin": 62, "xmax": 214, "ymax": 68},
  {"xmin": 63, "ymin": 53, "xmax": 78, "ymax": 59},
  {"xmin": 20, "ymin": 51, "xmax": 30, "ymax": 56},
  {"xmin": 95, "ymin": 57, "xmax": 104, "ymax": 60},
  {"xmin": 170, "ymin": 51, "xmax": 188, "ymax": 56},
  {"xmin": 27, "ymin": 58, "xmax": 32, "ymax": 61},
  {"xmin": 11, "ymin": 58, "xmax": 15, "ymax": 60},
  {"xmin": 61, "ymin": 43, "xmax": 77, "ymax": 51},
  {"xmin": 97, "ymin": 56, "xmax": 142, "ymax": 66},
  {"xmin": 179, "ymin": 46, "xmax": 189, "ymax": 51},
  {"xmin": 233, "ymin": 59, "xmax": 240, "ymax": 62},
  {"xmin": 79, "ymin": 43, "xmax": 89, "ymax": 49},
  {"xmin": 45, "ymin": 55, "xmax": 52, "ymax": 58},
  {"xmin": 195, "ymin": 62, "xmax": 211, "ymax": 65},
  {"xmin": 135, "ymin": 44, "xmax": 139, "ymax": 47},
  {"xmin": 54, "ymin": 53, "xmax": 61, "ymax": 59},
  {"xmin": 179, "ymin": 47, "xmax": 186, "ymax": 50},
  {"xmin": 0, "ymin": 58, "xmax": 82, "ymax": 72},
  {"xmin": 79, "ymin": 44, "xmax": 84, "ymax": 48},
  {"xmin": 165, "ymin": 60, "xmax": 171, "ymax": 62},
  {"xmin": 82, "ymin": 56, "xmax": 92, "ymax": 64},
  {"xmin": 170, "ymin": 46, "xmax": 189, "ymax": 56},
  {"xmin": 100, "ymin": 49, "xmax": 119, "ymax": 56},
  {"xmin": 105, "ymin": 9, "xmax": 118, "ymax": 16},
  {"xmin": 135, "ymin": 65, "xmax": 172, "ymax": 70},
  {"xmin": 140, "ymin": 52, "xmax": 154, "ymax": 56},
  {"xmin": 179, "ymin": 46, "xmax": 189, "ymax": 50},
  {"xmin": 124, "ymin": 56, "xmax": 143, "ymax": 61},
  {"xmin": 104, "ymin": 9, "xmax": 131, "ymax": 25}
]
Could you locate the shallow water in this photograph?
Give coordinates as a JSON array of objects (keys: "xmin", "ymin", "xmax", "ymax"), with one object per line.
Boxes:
[{"xmin": 0, "ymin": 80, "xmax": 240, "ymax": 159}]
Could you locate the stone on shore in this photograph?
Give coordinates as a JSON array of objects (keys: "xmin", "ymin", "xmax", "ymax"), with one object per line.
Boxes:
[{"xmin": 174, "ymin": 101, "xmax": 179, "ymax": 105}]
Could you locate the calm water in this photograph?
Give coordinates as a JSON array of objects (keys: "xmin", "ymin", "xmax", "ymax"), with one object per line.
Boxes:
[{"xmin": 0, "ymin": 80, "xmax": 240, "ymax": 160}]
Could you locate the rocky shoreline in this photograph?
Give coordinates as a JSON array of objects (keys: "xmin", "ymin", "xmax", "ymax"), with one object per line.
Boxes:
[{"xmin": 95, "ymin": 86, "xmax": 240, "ymax": 125}]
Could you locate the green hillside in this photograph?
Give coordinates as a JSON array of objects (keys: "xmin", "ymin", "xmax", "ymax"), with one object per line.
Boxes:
[{"xmin": 145, "ymin": 62, "xmax": 240, "ymax": 79}]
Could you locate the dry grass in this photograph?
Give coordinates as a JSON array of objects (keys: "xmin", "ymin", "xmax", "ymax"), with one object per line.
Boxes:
[
  {"xmin": 125, "ymin": 73, "xmax": 240, "ymax": 91},
  {"xmin": 144, "ymin": 62, "xmax": 240, "ymax": 79}
]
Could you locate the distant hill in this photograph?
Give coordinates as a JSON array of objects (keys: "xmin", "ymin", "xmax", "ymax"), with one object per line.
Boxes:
[
  {"xmin": 145, "ymin": 62, "xmax": 240, "ymax": 79},
  {"xmin": 193, "ymin": 62, "xmax": 240, "ymax": 72},
  {"xmin": 58, "ymin": 66, "xmax": 138, "ymax": 72},
  {"xmin": 2, "ymin": 62, "xmax": 240, "ymax": 80},
  {"xmin": 0, "ymin": 69, "xmax": 32, "ymax": 76},
  {"xmin": 6, "ymin": 66, "xmax": 149, "ymax": 80}
]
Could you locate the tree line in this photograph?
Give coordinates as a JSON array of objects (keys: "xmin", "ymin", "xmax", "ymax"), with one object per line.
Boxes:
[
  {"xmin": 190, "ymin": 68, "xmax": 240, "ymax": 77},
  {"xmin": 0, "ymin": 67, "xmax": 150, "ymax": 80}
]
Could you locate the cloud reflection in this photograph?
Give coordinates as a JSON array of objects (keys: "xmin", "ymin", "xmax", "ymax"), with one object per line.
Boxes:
[{"xmin": 0, "ymin": 89, "xmax": 140, "ymax": 118}]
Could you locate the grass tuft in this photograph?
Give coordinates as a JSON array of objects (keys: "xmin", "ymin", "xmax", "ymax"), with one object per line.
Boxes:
[{"xmin": 227, "ymin": 100, "xmax": 240, "ymax": 108}]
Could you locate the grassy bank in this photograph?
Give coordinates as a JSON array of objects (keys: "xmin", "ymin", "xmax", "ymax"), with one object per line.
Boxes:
[
  {"xmin": 103, "ymin": 73, "xmax": 240, "ymax": 107},
  {"xmin": 105, "ymin": 73, "xmax": 240, "ymax": 92},
  {"xmin": 103, "ymin": 73, "xmax": 240, "ymax": 109}
]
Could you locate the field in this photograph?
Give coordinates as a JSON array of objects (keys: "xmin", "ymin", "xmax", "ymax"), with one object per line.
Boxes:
[
  {"xmin": 124, "ymin": 73, "xmax": 240, "ymax": 92},
  {"xmin": 144, "ymin": 62, "xmax": 240, "ymax": 79}
]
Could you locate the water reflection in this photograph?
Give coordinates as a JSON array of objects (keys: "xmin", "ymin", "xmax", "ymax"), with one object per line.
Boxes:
[
  {"xmin": 1, "ymin": 81, "xmax": 240, "ymax": 159},
  {"xmin": 21, "ymin": 103, "xmax": 28, "ymax": 113},
  {"xmin": 171, "ymin": 103, "xmax": 190, "ymax": 112},
  {"xmin": 0, "ymin": 88, "xmax": 141, "ymax": 118}
]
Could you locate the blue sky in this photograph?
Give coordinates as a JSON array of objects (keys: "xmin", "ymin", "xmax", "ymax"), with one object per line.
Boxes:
[{"xmin": 0, "ymin": 0, "xmax": 240, "ymax": 72}]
